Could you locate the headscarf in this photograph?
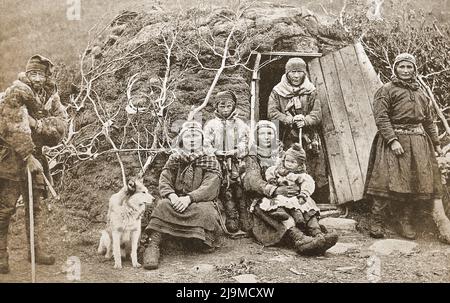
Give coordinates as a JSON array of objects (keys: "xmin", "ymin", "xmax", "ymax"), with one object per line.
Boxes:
[
  {"xmin": 391, "ymin": 53, "xmax": 420, "ymax": 90},
  {"xmin": 253, "ymin": 120, "xmax": 283, "ymax": 168},
  {"xmin": 169, "ymin": 121, "xmax": 221, "ymax": 192}
]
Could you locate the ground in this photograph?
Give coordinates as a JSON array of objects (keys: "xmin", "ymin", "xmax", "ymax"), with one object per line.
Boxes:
[{"xmin": 1, "ymin": 204, "xmax": 449, "ymax": 283}]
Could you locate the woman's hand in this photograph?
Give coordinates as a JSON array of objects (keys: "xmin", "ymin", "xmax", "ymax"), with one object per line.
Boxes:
[
  {"xmin": 390, "ymin": 140, "xmax": 404, "ymax": 156},
  {"xmin": 293, "ymin": 114, "xmax": 305, "ymax": 128},
  {"xmin": 172, "ymin": 196, "xmax": 191, "ymax": 213},
  {"xmin": 435, "ymin": 145, "xmax": 443, "ymax": 157},
  {"xmin": 275, "ymin": 185, "xmax": 300, "ymax": 197},
  {"xmin": 26, "ymin": 155, "xmax": 43, "ymax": 173},
  {"xmin": 168, "ymin": 193, "xmax": 179, "ymax": 205}
]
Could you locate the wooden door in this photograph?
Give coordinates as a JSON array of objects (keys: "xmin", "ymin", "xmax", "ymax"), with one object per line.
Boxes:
[{"xmin": 308, "ymin": 43, "xmax": 382, "ymax": 204}]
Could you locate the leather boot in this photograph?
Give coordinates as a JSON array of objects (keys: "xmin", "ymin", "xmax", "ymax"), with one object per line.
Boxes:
[
  {"xmin": 223, "ymin": 191, "xmax": 240, "ymax": 233},
  {"xmin": 269, "ymin": 208, "xmax": 290, "ymax": 221},
  {"xmin": 306, "ymin": 215, "xmax": 322, "ymax": 237},
  {"xmin": 305, "ymin": 216, "xmax": 339, "ymax": 255},
  {"xmin": 398, "ymin": 204, "xmax": 417, "ymax": 240},
  {"xmin": 286, "ymin": 227, "xmax": 326, "ymax": 256},
  {"xmin": 369, "ymin": 197, "xmax": 387, "ymax": 239},
  {"xmin": 287, "ymin": 209, "xmax": 305, "ymax": 228},
  {"xmin": 143, "ymin": 231, "xmax": 162, "ymax": 270},
  {"xmin": 317, "ymin": 225, "xmax": 339, "ymax": 255},
  {"xmin": 26, "ymin": 211, "xmax": 55, "ymax": 265},
  {"xmin": 237, "ymin": 188, "xmax": 252, "ymax": 233},
  {"xmin": 0, "ymin": 222, "xmax": 9, "ymax": 274}
]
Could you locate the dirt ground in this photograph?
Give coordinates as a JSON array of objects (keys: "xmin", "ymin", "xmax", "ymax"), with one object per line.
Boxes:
[{"xmin": 1, "ymin": 203, "xmax": 449, "ymax": 283}]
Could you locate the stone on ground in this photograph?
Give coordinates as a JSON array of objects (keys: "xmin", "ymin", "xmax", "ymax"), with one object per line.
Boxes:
[
  {"xmin": 192, "ymin": 264, "xmax": 215, "ymax": 274},
  {"xmin": 233, "ymin": 274, "xmax": 258, "ymax": 283},
  {"xmin": 326, "ymin": 242, "xmax": 359, "ymax": 255},
  {"xmin": 319, "ymin": 217, "xmax": 357, "ymax": 231},
  {"xmin": 368, "ymin": 239, "xmax": 418, "ymax": 256}
]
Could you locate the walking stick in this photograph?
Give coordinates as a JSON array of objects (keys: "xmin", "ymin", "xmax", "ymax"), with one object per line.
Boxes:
[
  {"xmin": 27, "ymin": 167, "xmax": 36, "ymax": 283},
  {"xmin": 298, "ymin": 126, "xmax": 303, "ymax": 148}
]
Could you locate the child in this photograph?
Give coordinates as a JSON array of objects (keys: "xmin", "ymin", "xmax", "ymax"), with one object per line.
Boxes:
[
  {"xmin": 260, "ymin": 143, "xmax": 323, "ymax": 237},
  {"xmin": 203, "ymin": 91, "xmax": 250, "ymax": 233}
]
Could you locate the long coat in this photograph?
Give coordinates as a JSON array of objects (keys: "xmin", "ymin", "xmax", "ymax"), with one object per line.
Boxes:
[
  {"xmin": 146, "ymin": 153, "xmax": 223, "ymax": 247},
  {"xmin": 364, "ymin": 79, "xmax": 442, "ymax": 202},
  {"xmin": 0, "ymin": 72, "xmax": 67, "ymax": 186},
  {"xmin": 267, "ymin": 79, "xmax": 328, "ymax": 189}
]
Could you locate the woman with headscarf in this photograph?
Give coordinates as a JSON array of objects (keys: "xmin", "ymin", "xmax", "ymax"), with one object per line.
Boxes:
[
  {"xmin": 240, "ymin": 121, "xmax": 337, "ymax": 256},
  {"xmin": 142, "ymin": 121, "xmax": 223, "ymax": 270},
  {"xmin": 365, "ymin": 53, "xmax": 443, "ymax": 239},
  {"xmin": 267, "ymin": 57, "xmax": 328, "ymax": 200}
]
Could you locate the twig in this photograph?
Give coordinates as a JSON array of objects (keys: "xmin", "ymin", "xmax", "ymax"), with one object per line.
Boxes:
[{"xmin": 418, "ymin": 75, "xmax": 450, "ymax": 137}]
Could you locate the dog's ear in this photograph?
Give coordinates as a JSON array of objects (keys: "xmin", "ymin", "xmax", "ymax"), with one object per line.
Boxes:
[{"xmin": 127, "ymin": 179, "xmax": 136, "ymax": 195}]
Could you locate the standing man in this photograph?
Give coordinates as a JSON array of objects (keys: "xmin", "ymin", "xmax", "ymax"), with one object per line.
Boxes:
[
  {"xmin": 267, "ymin": 58, "xmax": 328, "ymax": 200},
  {"xmin": 0, "ymin": 55, "xmax": 68, "ymax": 274}
]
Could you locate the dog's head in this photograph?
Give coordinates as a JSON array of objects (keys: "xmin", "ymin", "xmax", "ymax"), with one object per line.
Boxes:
[{"xmin": 126, "ymin": 178, "xmax": 155, "ymax": 216}]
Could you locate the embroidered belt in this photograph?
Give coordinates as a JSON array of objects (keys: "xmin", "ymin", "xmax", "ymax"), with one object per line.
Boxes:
[{"xmin": 392, "ymin": 123, "xmax": 425, "ymax": 135}]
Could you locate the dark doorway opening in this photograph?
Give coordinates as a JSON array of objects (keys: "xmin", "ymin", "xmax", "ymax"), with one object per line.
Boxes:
[{"xmin": 257, "ymin": 54, "xmax": 331, "ymax": 205}]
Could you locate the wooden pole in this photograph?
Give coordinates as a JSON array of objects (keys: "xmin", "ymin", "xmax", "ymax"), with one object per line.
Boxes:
[
  {"xmin": 27, "ymin": 168, "xmax": 36, "ymax": 283},
  {"xmin": 417, "ymin": 76, "xmax": 450, "ymax": 136}
]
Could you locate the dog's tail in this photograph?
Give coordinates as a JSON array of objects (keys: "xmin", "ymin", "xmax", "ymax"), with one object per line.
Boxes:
[{"xmin": 97, "ymin": 230, "xmax": 110, "ymax": 255}]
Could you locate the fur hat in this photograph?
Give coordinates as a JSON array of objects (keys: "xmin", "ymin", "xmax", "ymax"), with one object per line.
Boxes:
[
  {"xmin": 285, "ymin": 57, "xmax": 307, "ymax": 74},
  {"xmin": 285, "ymin": 143, "xmax": 306, "ymax": 164},
  {"xmin": 26, "ymin": 54, "xmax": 54, "ymax": 75},
  {"xmin": 214, "ymin": 91, "xmax": 237, "ymax": 108},
  {"xmin": 393, "ymin": 53, "xmax": 417, "ymax": 74}
]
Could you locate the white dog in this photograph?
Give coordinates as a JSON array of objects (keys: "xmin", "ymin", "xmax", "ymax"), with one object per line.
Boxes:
[{"xmin": 97, "ymin": 179, "xmax": 154, "ymax": 268}]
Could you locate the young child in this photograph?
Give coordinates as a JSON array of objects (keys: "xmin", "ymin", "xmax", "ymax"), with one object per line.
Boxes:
[
  {"xmin": 203, "ymin": 91, "xmax": 250, "ymax": 233},
  {"xmin": 260, "ymin": 143, "xmax": 322, "ymax": 237}
]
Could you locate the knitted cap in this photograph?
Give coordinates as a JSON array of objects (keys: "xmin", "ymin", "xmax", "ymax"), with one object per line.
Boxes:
[
  {"xmin": 214, "ymin": 91, "xmax": 237, "ymax": 108},
  {"xmin": 393, "ymin": 53, "xmax": 417, "ymax": 72},
  {"xmin": 285, "ymin": 143, "xmax": 306, "ymax": 163},
  {"xmin": 256, "ymin": 120, "xmax": 277, "ymax": 134},
  {"xmin": 179, "ymin": 120, "xmax": 204, "ymax": 138},
  {"xmin": 26, "ymin": 54, "xmax": 54, "ymax": 75},
  {"xmin": 285, "ymin": 57, "xmax": 307, "ymax": 74},
  {"xmin": 175, "ymin": 120, "xmax": 204, "ymax": 148}
]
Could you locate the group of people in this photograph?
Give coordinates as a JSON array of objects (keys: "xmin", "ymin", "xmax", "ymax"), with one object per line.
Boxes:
[{"xmin": 0, "ymin": 51, "xmax": 443, "ymax": 274}]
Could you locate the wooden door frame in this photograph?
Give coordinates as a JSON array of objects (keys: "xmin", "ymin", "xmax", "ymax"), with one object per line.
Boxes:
[{"xmin": 249, "ymin": 51, "xmax": 323, "ymax": 141}]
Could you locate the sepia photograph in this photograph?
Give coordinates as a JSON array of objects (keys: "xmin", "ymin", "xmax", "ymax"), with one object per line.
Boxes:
[{"xmin": 0, "ymin": 0, "xmax": 449, "ymax": 286}]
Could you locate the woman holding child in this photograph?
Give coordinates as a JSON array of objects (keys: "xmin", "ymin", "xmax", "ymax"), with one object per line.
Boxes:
[{"xmin": 241, "ymin": 121, "xmax": 338, "ymax": 255}]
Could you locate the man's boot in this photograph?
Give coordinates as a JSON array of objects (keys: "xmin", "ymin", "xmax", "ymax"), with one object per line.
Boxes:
[
  {"xmin": 369, "ymin": 197, "xmax": 388, "ymax": 239},
  {"xmin": 398, "ymin": 203, "xmax": 417, "ymax": 240},
  {"xmin": 286, "ymin": 227, "xmax": 326, "ymax": 256},
  {"xmin": 143, "ymin": 231, "xmax": 162, "ymax": 270},
  {"xmin": 26, "ymin": 211, "xmax": 55, "ymax": 265},
  {"xmin": 223, "ymin": 191, "xmax": 240, "ymax": 233},
  {"xmin": 0, "ymin": 221, "xmax": 10, "ymax": 274}
]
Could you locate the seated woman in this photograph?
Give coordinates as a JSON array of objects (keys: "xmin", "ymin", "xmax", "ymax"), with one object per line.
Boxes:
[
  {"xmin": 241, "ymin": 121, "xmax": 337, "ymax": 256},
  {"xmin": 142, "ymin": 121, "xmax": 223, "ymax": 270}
]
